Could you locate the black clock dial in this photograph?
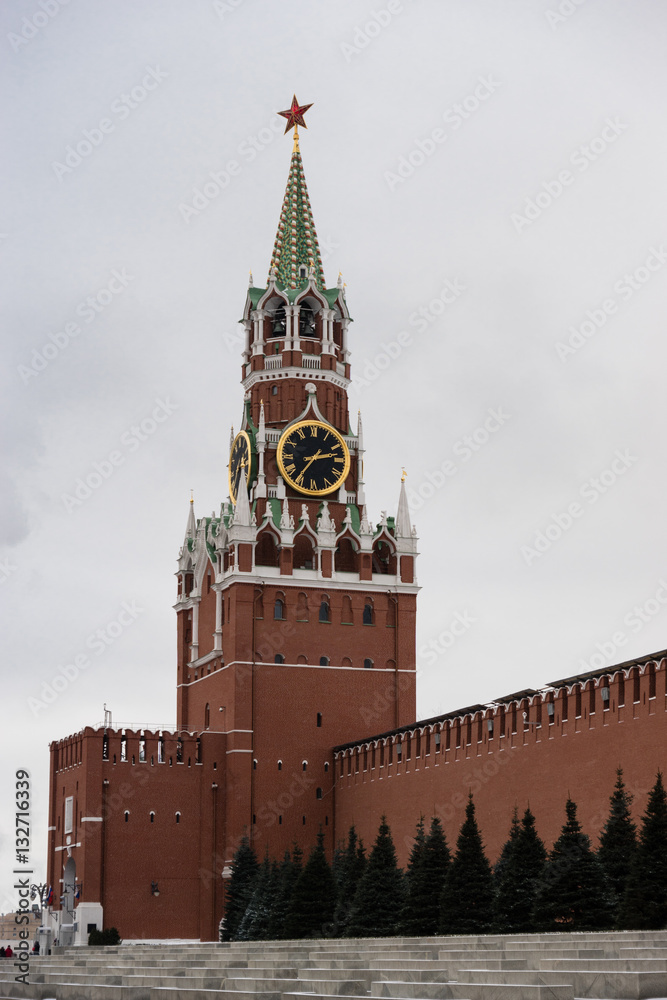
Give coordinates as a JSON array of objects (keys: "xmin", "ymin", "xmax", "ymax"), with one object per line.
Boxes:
[
  {"xmin": 277, "ymin": 421, "xmax": 350, "ymax": 496},
  {"xmin": 229, "ymin": 431, "xmax": 251, "ymax": 504}
]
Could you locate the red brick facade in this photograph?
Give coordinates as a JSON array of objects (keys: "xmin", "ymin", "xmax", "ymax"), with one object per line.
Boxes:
[
  {"xmin": 45, "ymin": 134, "xmax": 666, "ymax": 944},
  {"xmin": 333, "ymin": 656, "xmax": 667, "ymax": 866}
]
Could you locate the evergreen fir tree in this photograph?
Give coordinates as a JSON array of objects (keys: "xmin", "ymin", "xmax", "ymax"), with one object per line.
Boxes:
[
  {"xmin": 493, "ymin": 807, "xmax": 520, "ymax": 883},
  {"xmin": 619, "ymin": 771, "xmax": 667, "ymax": 929},
  {"xmin": 440, "ymin": 793, "xmax": 494, "ymax": 934},
  {"xmin": 221, "ymin": 834, "xmax": 259, "ymax": 941},
  {"xmin": 283, "ymin": 830, "xmax": 337, "ymax": 939},
  {"xmin": 347, "ymin": 816, "xmax": 405, "ymax": 937},
  {"xmin": 494, "ymin": 807, "xmax": 546, "ymax": 933},
  {"xmin": 533, "ymin": 797, "xmax": 613, "ymax": 931},
  {"xmin": 407, "ymin": 815, "xmax": 451, "ymax": 935},
  {"xmin": 238, "ymin": 853, "xmax": 279, "ymax": 940},
  {"xmin": 422, "ymin": 816, "xmax": 451, "ymax": 928},
  {"xmin": 266, "ymin": 846, "xmax": 303, "ymax": 940},
  {"xmin": 400, "ymin": 816, "xmax": 428, "ymax": 935},
  {"xmin": 598, "ymin": 767, "xmax": 637, "ymax": 918},
  {"xmin": 332, "ymin": 826, "xmax": 367, "ymax": 936}
]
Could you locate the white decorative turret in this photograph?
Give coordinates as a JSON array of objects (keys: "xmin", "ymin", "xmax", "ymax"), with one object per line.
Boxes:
[
  {"xmin": 395, "ymin": 471, "xmax": 418, "ymax": 555},
  {"xmin": 358, "ymin": 504, "xmax": 374, "ymax": 553},
  {"xmin": 316, "ymin": 501, "xmax": 337, "ymax": 550},
  {"xmin": 233, "ymin": 463, "xmax": 252, "ymax": 528},
  {"xmin": 357, "ymin": 410, "xmax": 366, "ymax": 507},
  {"xmin": 255, "ymin": 400, "xmax": 267, "ymax": 499}
]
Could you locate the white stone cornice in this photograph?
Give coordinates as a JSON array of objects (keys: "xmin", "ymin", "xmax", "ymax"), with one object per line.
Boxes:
[{"xmin": 242, "ymin": 366, "xmax": 350, "ymax": 393}]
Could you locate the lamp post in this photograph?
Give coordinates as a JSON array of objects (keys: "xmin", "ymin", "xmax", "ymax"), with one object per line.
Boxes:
[{"xmin": 29, "ymin": 883, "xmax": 50, "ymax": 954}]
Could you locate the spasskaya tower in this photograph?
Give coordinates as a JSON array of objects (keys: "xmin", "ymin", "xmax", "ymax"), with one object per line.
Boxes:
[{"xmin": 174, "ymin": 97, "xmax": 418, "ymax": 862}]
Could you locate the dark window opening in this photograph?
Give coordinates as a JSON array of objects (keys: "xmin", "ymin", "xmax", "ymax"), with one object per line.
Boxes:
[
  {"xmin": 319, "ymin": 601, "xmax": 330, "ymax": 623},
  {"xmin": 316, "ymin": 787, "xmax": 323, "ymax": 799},
  {"xmin": 317, "ymin": 712, "xmax": 322, "ymax": 727}
]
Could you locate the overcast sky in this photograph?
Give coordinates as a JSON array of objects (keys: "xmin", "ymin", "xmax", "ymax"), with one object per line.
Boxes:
[{"xmin": 2, "ymin": 0, "xmax": 667, "ymax": 909}]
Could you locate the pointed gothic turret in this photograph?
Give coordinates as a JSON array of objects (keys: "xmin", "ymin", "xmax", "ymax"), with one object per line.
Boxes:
[
  {"xmin": 233, "ymin": 462, "xmax": 252, "ymax": 527},
  {"xmin": 184, "ymin": 495, "xmax": 196, "ymax": 546},
  {"xmin": 268, "ymin": 130, "xmax": 326, "ymax": 291},
  {"xmin": 395, "ymin": 471, "xmax": 412, "ymax": 540}
]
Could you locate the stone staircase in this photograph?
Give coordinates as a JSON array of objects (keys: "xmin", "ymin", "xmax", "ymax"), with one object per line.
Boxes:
[{"xmin": 0, "ymin": 932, "xmax": 666, "ymax": 1000}]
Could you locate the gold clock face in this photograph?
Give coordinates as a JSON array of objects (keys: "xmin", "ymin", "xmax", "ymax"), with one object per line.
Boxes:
[
  {"xmin": 229, "ymin": 431, "xmax": 251, "ymax": 504},
  {"xmin": 277, "ymin": 420, "xmax": 350, "ymax": 496}
]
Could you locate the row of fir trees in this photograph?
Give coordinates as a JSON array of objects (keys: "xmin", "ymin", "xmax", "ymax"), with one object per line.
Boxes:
[{"xmin": 221, "ymin": 768, "xmax": 667, "ymax": 940}]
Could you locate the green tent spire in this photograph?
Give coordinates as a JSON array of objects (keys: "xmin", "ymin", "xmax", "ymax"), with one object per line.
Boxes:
[{"xmin": 269, "ymin": 128, "xmax": 325, "ymax": 292}]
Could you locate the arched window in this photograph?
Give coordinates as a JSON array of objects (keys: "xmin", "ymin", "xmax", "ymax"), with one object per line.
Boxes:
[
  {"xmin": 256, "ymin": 532, "xmax": 279, "ymax": 568},
  {"xmin": 271, "ymin": 304, "xmax": 286, "ymax": 337},
  {"xmin": 274, "ymin": 597, "xmax": 285, "ymax": 620},
  {"xmin": 316, "ymin": 787, "xmax": 323, "ymax": 799},
  {"xmin": 204, "ymin": 703, "xmax": 210, "ymax": 729},
  {"xmin": 299, "ymin": 304, "xmax": 316, "ymax": 337},
  {"xmin": 363, "ymin": 658, "xmax": 373, "ymax": 669},
  {"xmin": 341, "ymin": 594, "xmax": 353, "ymax": 623},
  {"xmin": 297, "ymin": 654, "xmax": 308, "ymax": 664},
  {"xmin": 294, "ymin": 533, "xmax": 315, "ymax": 570},
  {"xmin": 150, "ymin": 811, "xmax": 155, "ymax": 823},
  {"xmin": 274, "ymin": 653, "xmax": 285, "ymax": 664},
  {"xmin": 277, "ymin": 760, "xmax": 282, "ymax": 771},
  {"xmin": 363, "ymin": 602, "xmax": 374, "ymax": 625},
  {"xmin": 175, "ymin": 812, "xmax": 181, "ymax": 824},
  {"xmin": 297, "ymin": 592, "xmax": 309, "ymax": 621},
  {"xmin": 319, "ymin": 656, "xmax": 329, "ymax": 666},
  {"xmin": 302, "ymin": 761, "xmax": 308, "ymax": 771},
  {"xmin": 319, "ymin": 600, "xmax": 330, "ymax": 623},
  {"xmin": 335, "ymin": 538, "xmax": 357, "ymax": 573},
  {"xmin": 124, "ymin": 811, "xmax": 129, "ymax": 823},
  {"xmin": 342, "ymin": 656, "xmax": 352, "ymax": 667}
]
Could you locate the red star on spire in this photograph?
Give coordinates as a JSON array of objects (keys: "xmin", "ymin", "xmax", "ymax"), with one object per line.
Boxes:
[{"xmin": 278, "ymin": 95, "xmax": 313, "ymax": 135}]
